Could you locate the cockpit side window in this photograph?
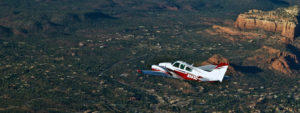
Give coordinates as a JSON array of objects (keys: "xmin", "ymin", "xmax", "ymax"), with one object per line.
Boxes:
[
  {"xmin": 186, "ymin": 67, "xmax": 192, "ymax": 72},
  {"xmin": 173, "ymin": 62, "xmax": 180, "ymax": 68},
  {"xmin": 180, "ymin": 64, "xmax": 185, "ymax": 69}
]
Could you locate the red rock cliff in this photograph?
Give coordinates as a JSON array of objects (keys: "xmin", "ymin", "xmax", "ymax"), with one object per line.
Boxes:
[{"xmin": 235, "ymin": 6, "xmax": 299, "ymax": 41}]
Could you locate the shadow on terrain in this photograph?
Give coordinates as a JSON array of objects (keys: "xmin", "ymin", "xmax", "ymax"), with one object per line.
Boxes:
[
  {"xmin": 84, "ymin": 11, "xmax": 117, "ymax": 20},
  {"xmin": 0, "ymin": 25, "xmax": 13, "ymax": 37},
  {"xmin": 269, "ymin": 0, "xmax": 289, "ymax": 6},
  {"xmin": 286, "ymin": 44, "xmax": 300, "ymax": 70},
  {"xmin": 231, "ymin": 64, "xmax": 263, "ymax": 73},
  {"xmin": 295, "ymin": 16, "xmax": 300, "ymax": 38}
]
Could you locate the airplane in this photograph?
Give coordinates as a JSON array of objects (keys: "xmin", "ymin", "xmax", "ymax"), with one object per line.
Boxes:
[{"xmin": 137, "ymin": 61, "xmax": 230, "ymax": 82}]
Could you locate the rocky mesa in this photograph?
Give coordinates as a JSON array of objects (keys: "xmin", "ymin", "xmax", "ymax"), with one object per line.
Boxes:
[
  {"xmin": 245, "ymin": 46, "xmax": 299, "ymax": 76},
  {"xmin": 235, "ymin": 6, "xmax": 300, "ymax": 41}
]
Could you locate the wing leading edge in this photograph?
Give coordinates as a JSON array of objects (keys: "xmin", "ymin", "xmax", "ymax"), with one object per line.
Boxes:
[{"xmin": 137, "ymin": 70, "xmax": 178, "ymax": 78}]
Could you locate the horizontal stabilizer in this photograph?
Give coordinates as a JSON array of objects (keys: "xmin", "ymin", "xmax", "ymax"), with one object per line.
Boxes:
[{"xmin": 223, "ymin": 76, "xmax": 231, "ymax": 80}]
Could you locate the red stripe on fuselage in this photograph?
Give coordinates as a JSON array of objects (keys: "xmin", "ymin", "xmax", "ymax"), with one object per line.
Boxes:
[{"xmin": 173, "ymin": 70, "xmax": 201, "ymax": 81}]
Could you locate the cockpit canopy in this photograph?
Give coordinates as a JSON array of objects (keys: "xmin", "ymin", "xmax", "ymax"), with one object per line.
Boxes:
[{"xmin": 172, "ymin": 61, "xmax": 192, "ymax": 72}]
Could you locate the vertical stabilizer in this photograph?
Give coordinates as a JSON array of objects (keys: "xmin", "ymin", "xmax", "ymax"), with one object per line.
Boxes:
[{"xmin": 206, "ymin": 63, "xmax": 229, "ymax": 82}]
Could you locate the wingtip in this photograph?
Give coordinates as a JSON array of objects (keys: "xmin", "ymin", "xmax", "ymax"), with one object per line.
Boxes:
[{"xmin": 137, "ymin": 69, "xmax": 142, "ymax": 73}]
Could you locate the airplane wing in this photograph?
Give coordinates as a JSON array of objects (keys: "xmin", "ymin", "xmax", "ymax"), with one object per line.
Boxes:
[
  {"xmin": 137, "ymin": 70, "xmax": 178, "ymax": 78},
  {"xmin": 197, "ymin": 64, "xmax": 217, "ymax": 72}
]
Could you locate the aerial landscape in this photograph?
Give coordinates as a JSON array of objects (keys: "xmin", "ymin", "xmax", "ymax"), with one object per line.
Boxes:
[{"xmin": 0, "ymin": 0, "xmax": 300, "ymax": 112}]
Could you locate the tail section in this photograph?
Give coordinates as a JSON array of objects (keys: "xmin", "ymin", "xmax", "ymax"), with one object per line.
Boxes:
[
  {"xmin": 215, "ymin": 63, "xmax": 228, "ymax": 69},
  {"xmin": 205, "ymin": 63, "xmax": 229, "ymax": 82}
]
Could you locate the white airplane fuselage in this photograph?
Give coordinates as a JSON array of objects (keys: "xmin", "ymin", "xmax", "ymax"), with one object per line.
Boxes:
[{"xmin": 151, "ymin": 61, "xmax": 228, "ymax": 82}]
